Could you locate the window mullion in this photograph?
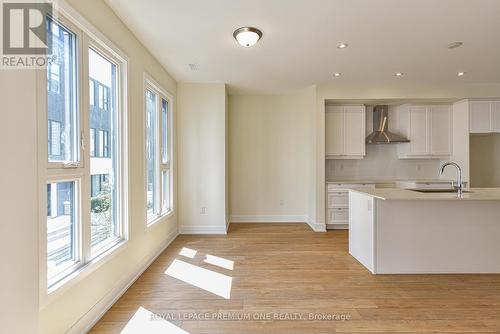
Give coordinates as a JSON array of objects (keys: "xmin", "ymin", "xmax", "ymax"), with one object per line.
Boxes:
[
  {"xmin": 80, "ymin": 34, "xmax": 92, "ymax": 264},
  {"xmin": 156, "ymin": 96, "xmax": 162, "ymax": 216}
]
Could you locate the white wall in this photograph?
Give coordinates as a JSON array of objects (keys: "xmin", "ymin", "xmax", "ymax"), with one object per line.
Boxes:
[
  {"xmin": 229, "ymin": 91, "xmax": 314, "ymax": 222},
  {"xmin": 470, "ymin": 133, "xmax": 500, "ymax": 187},
  {"xmin": 0, "ymin": 1, "xmax": 179, "ymax": 333},
  {"xmin": 0, "ymin": 70, "xmax": 39, "ymax": 334},
  {"xmin": 177, "ymin": 83, "xmax": 228, "ymax": 233}
]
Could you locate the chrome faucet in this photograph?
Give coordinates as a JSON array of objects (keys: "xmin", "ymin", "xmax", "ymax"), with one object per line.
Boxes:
[{"xmin": 439, "ymin": 162, "xmax": 463, "ymax": 197}]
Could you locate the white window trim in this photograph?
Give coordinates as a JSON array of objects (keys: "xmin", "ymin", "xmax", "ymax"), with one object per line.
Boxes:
[
  {"xmin": 37, "ymin": 1, "xmax": 130, "ymax": 309},
  {"xmin": 143, "ymin": 72, "xmax": 174, "ymax": 228}
]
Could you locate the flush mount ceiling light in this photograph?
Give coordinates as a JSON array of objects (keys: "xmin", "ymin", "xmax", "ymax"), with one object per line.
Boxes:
[
  {"xmin": 233, "ymin": 27, "xmax": 263, "ymax": 47},
  {"xmin": 448, "ymin": 41, "xmax": 463, "ymax": 49},
  {"xmin": 457, "ymin": 71, "xmax": 466, "ymax": 76},
  {"xmin": 395, "ymin": 72, "xmax": 404, "ymax": 77},
  {"xmin": 334, "ymin": 72, "xmax": 342, "ymax": 77},
  {"xmin": 337, "ymin": 42, "xmax": 348, "ymax": 49}
]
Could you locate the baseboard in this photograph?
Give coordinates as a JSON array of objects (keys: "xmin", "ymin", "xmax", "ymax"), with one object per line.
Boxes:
[
  {"xmin": 230, "ymin": 215, "xmax": 307, "ymax": 223},
  {"xmin": 230, "ymin": 215, "xmax": 326, "ymax": 232},
  {"xmin": 306, "ymin": 216, "xmax": 327, "ymax": 232},
  {"xmin": 179, "ymin": 224, "xmax": 228, "ymax": 235},
  {"xmin": 68, "ymin": 228, "xmax": 179, "ymax": 334},
  {"xmin": 326, "ymin": 223, "xmax": 348, "ymax": 230}
]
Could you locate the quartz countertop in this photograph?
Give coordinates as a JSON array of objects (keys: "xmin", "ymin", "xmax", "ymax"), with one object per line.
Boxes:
[{"xmin": 349, "ymin": 187, "xmax": 500, "ymax": 201}]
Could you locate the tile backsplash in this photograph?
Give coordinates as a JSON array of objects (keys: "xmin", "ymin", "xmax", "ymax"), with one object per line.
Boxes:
[{"xmin": 326, "ymin": 144, "xmax": 441, "ymax": 180}]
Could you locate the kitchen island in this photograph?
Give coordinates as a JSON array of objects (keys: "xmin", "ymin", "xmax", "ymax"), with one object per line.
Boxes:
[{"xmin": 349, "ymin": 188, "xmax": 500, "ymax": 274}]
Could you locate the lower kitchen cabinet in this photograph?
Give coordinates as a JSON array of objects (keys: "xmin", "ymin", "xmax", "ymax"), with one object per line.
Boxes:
[{"xmin": 326, "ymin": 183, "xmax": 376, "ymax": 229}]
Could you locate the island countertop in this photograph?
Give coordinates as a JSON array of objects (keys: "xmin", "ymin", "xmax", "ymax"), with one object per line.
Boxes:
[{"xmin": 349, "ymin": 187, "xmax": 500, "ymax": 201}]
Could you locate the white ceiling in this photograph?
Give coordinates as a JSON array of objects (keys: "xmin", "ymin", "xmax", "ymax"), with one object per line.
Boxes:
[{"xmin": 104, "ymin": 0, "xmax": 500, "ymax": 95}]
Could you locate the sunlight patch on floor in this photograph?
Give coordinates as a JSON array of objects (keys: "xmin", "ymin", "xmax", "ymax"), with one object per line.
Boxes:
[
  {"xmin": 204, "ymin": 254, "xmax": 234, "ymax": 270},
  {"xmin": 179, "ymin": 247, "xmax": 197, "ymax": 258},
  {"xmin": 165, "ymin": 259, "xmax": 232, "ymax": 299},
  {"xmin": 120, "ymin": 307, "xmax": 189, "ymax": 334}
]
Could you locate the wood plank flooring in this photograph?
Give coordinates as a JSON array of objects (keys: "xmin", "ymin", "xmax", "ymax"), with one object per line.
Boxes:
[{"xmin": 89, "ymin": 224, "xmax": 500, "ymax": 333}]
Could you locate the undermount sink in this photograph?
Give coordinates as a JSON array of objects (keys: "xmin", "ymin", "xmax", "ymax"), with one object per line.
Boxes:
[{"xmin": 409, "ymin": 189, "xmax": 472, "ymax": 194}]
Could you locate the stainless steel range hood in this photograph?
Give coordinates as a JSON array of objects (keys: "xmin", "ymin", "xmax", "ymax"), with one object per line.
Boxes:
[{"xmin": 366, "ymin": 105, "xmax": 410, "ymax": 144}]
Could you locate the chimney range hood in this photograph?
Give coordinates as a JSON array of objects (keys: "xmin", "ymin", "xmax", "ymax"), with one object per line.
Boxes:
[{"xmin": 366, "ymin": 105, "xmax": 410, "ymax": 144}]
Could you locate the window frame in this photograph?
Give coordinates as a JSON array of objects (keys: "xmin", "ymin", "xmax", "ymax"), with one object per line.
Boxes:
[
  {"xmin": 37, "ymin": 5, "xmax": 129, "ymax": 308},
  {"xmin": 143, "ymin": 73, "xmax": 174, "ymax": 227}
]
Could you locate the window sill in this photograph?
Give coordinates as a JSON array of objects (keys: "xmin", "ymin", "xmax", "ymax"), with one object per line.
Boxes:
[
  {"xmin": 146, "ymin": 210, "xmax": 174, "ymax": 229},
  {"xmin": 40, "ymin": 238, "xmax": 129, "ymax": 309}
]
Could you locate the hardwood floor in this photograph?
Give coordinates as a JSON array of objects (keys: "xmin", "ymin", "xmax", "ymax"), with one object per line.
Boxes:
[{"xmin": 89, "ymin": 224, "xmax": 500, "ymax": 333}]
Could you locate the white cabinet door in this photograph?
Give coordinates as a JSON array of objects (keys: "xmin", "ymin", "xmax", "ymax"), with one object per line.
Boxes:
[
  {"xmin": 469, "ymin": 101, "xmax": 492, "ymax": 133},
  {"xmin": 344, "ymin": 106, "xmax": 366, "ymax": 156},
  {"xmin": 408, "ymin": 106, "xmax": 429, "ymax": 155},
  {"xmin": 494, "ymin": 102, "xmax": 500, "ymax": 133},
  {"xmin": 325, "ymin": 107, "xmax": 344, "ymax": 156},
  {"xmin": 430, "ymin": 105, "xmax": 452, "ymax": 155}
]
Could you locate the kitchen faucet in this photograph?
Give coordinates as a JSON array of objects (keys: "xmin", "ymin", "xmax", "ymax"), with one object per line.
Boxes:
[{"xmin": 439, "ymin": 162, "xmax": 463, "ymax": 197}]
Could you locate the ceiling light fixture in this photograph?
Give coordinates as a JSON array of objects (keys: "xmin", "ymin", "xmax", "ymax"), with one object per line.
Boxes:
[
  {"xmin": 233, "ymin": 27, "xmax": 263, "ymax": 47},
  {"xmin": 457, "ymin": 71, "xmax": 466, "ymax": 76},
  {"xmin": 337, "ymin": 42, "xmax": 348, "ymax": 49},
  {"xmin": 395, "ymin": 72, "xmax": 404, "ymax": 77},
  {"xmin": 334, "ymin": 72, "xmax": 342, "ymax": 77},
  {"xmin": 448, "ymin": 42, "xmax": 463, "ymax": 49}
]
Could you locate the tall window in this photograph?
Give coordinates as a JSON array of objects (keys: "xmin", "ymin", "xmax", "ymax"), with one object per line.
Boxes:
[
  {"xmin": 43, "ymin": 14, "xmax": 128, "ymax": 290},
  {"xmin": 145, "ymin": 79, "xmax": 173, "ymax": 225}
]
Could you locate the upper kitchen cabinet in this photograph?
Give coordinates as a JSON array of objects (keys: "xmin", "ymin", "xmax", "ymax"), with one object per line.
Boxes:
[
  {"xmin": 394, "ymin": 104, "xmax": 453, "ymax": 159},
  {"xmin": 469, "ymin": 100, "xmax": 500, "ymax": 133},
  {"xmin": 325, "ymin": 105, "xmax": 366, "ymax": 159}
]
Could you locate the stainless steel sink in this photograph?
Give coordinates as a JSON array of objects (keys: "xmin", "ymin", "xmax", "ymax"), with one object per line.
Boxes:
[{"xmin": 409, "ymin": 189, "xmax": 472, "ymax": 194}]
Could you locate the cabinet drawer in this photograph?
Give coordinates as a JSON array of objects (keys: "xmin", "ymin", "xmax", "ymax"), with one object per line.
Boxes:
[
  {"xmin": 327, "ymin": 193, "xmax": 348, "ymax": 208},
  {"xmin": 328, "ymin": 208, "xmax": 349, "ymax": 224}
]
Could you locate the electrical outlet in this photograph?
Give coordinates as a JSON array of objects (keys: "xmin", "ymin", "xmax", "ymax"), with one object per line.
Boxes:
[
  {"xmin": 201, "ymin": 207, "xmax": 207, "ymax": 214},
  {"xmin": 279, "ymin": 200, "xmax": 284, "ymax": 206},
  {"xmin": 416, "ymin": 164, "xmax": 422, "ymax": 172}
]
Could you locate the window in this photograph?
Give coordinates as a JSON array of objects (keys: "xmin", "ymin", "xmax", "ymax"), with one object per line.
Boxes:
[
  {"xmin": 48, "ymin": 120, "xmax": 61, "ymax": 157},
  {"xmin": 48, "ymin": 62, "xmax": 61, "ymax": 93},
  {"xmin": 46, "ymin": 181, "xmax": 79, "ymax": 284},
  {"xmin": 145, "ymin": 78, "xmax": 173, "ymax": 225},
  {"xmin": 89, "ymin": 80, "xmax": 95, "ymax": 106},
  {"xmin": 46, "ymin": 16, "xmax": 78, "ymax": 163},
  {"xmin": 98, "ymin": 84, "xmax": 104, "ymax": 109},
  {"xmin": 103, "ymin": 87, "xmax": 109, "ymax": 111},
  {"xmin": 89, "ymin": 128, "xmax": 96, "ymax": 157},
  {"xmin": 42, "ymin": 14, "xmax": 128, "ymax": 291}
]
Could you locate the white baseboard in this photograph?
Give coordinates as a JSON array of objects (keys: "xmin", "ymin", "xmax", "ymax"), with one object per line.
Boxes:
[
  {"xmin": 306, "ymin": 216, "xmax": 327, "ymax": 232},
  {"xmin": 179, "ymin": 224, "xmax": 228, "ymax": 235},
  {"xmin": 230, "ymin": 215, "xmax": 327, "ymax": 232},
  {"xmin": 230, "ymin": 215, "xmax": 307, "ymax": 223},
  {"xmin": 68, "ymin": 228, "xmax": 179, "ymax": 334}
]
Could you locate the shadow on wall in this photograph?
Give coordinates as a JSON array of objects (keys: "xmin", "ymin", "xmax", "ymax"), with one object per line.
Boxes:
[{"xmin": 470, "ymin": 133, "xmax": 500, "ymax": 187}]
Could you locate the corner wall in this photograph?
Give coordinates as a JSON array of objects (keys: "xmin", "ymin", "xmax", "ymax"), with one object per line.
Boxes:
[
  {"xmin": 177, "ymin": 83, "xmax": 228, "ymax": 234},
  {"xmin": 228, "ymin": 88, "xmax": 316, "ymax": 225}
]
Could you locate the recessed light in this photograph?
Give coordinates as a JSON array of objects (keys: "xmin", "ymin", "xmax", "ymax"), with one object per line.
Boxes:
[
  {"xmin": 233, "ymin": 27, "xmax": 263, "ymax": 47},
  {"xmin": 457, "ymin": 71, "xmax": 466, "ymax": 76},
  {"xmin": 448, "ymin": 42, "xmax": 463, "ymax": 49},
  {"xmin": 395, "ymin": 72, "xmax": 404, "ymax": 77},
  {"xmin": 337, "ymin": 43, "xmax": 348, "ymax": 49},
  {"xmin": 334, "ymin": 72, "xmax": 342, "ymax": 77}
]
